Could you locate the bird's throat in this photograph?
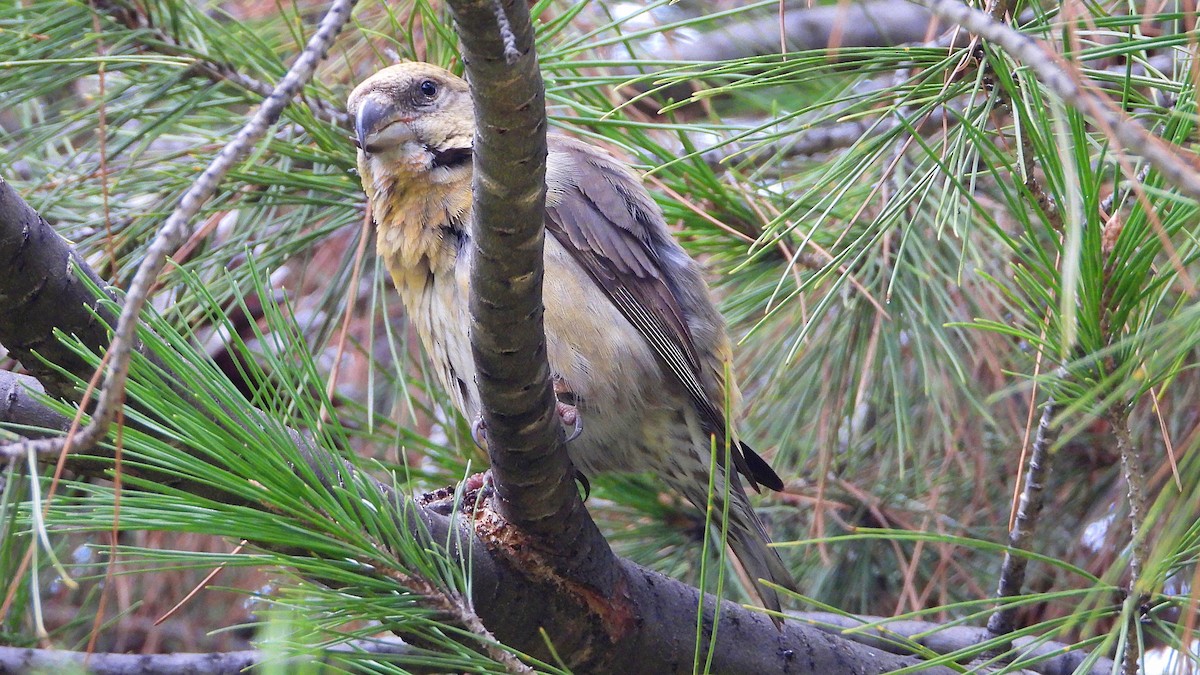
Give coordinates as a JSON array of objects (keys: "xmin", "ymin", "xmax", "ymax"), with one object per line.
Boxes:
[{"xmin": 368, "ymin": 164, "xmax": 471, "ymax": 284}]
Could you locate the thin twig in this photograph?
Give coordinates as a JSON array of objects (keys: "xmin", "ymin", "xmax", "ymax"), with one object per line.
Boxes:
[
  {"xmin": 803, "ymin": 611, "xmax": 1115, "ymax": 675},
  {"xmin": 1100, "ymin": 162, "xmax": 1154, "ymax": 217},
  {"xmin": 1112, "ymin": 412, "xmax": 1149, "ymax": 675},
  {"xmin": 987, "ymin": 394, "xmax": 1057, "ymax": 639},
  {"xmin": 92, "ymin": 0, "xmax": 351, "ymax": 128},
  {"xmin": 0, "ymin": 638, "xmax": 420, "ymax": 674},
  {"xmin": 912, "ymin": 0, "xmax": 1200, "ymax": 203},
  {"xmin": 0, "ymin": 0, "xmax": 357, "ymax": 459},
  {"xmin": 489, "ymin": 0, "xmax": 521, "ymax": 64}
]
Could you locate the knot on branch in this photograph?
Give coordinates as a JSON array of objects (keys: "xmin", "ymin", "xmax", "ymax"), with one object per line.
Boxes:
[{"xmin": 471, "ymin": 496, "xmax": 637, "ymax": 644}]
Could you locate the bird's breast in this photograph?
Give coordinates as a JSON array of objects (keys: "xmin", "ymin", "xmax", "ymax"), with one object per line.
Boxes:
[{"xmin": 367, "ymin": 161, "xmax": 471, "ymax": 277}]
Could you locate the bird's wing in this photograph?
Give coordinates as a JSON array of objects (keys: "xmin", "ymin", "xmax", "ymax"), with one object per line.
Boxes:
[{"xmin": 544, "ymin": 137, "xmax": 778, "ymax": 491}]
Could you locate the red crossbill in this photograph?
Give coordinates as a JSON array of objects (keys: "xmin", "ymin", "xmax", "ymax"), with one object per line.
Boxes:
[{"xmin": 347, "ymin": 62, "xmax": 796, "ymax": 615}]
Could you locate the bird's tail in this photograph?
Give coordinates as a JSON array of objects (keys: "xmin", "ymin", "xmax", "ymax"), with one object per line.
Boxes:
[{"xmin": 680, "ymin": 471, "xmax": 796, "ymax": 624}]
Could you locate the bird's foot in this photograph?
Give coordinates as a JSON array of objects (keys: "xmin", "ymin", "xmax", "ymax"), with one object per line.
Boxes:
[
  {"xmin": 462, "ymin": 469, "xmax": 493, "ymax": 506},
  {"xmin": 575, "ymin": 469, "xmax": 592, "ymax": 501},
  {"xmin": 471, "ymin": 415, "xmax": 487, "ymax": 450},
  {"xmin": 552, "ymin": 376, "xmax": 583, "ymax": 442},
  {"xmin": 416, "ymin": 470, "xmax": 492, "ymax": 515},
  {"xmin": 557, "ymin": 400, "xmax": 583, "ymax": 442}
]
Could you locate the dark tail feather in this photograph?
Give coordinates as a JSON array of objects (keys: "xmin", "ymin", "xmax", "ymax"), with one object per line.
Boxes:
[
  {"xmin": 681, "ymin": 471, "xmax": 796, "ymax": 626},
  {"xmin": 723, "ymin": 477, "xmax": 796, "ymax": 626}
]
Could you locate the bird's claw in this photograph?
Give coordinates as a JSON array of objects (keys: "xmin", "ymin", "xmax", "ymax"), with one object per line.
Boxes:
[
  {"xmin": 471, "ymin": 416, "xmax": 487, "ymax": 450},
  {"xmin": 576, "ymin": 470, "xmax": 592, "ymax": 501},
  {"xmin": 557, "ymin": 401, "xmax": 583, "ymax": 442}
]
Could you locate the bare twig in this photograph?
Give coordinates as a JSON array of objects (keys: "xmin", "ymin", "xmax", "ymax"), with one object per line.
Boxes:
[
  {"xmin": 1112, "ymin": 412, "xmax": 1149, "ymax": 675},
  {"xmin": 0, "ymin": 0, "xmax": 357, "ymax": 459},
  {"xmin": 0, "ymin": 638, "xmax": 422, "ymax": 675},
  {"xmin": 911, "ymin": 0, "xmax": 1200, "ymax": 203},
  {"xmin": 987, "ymin": 395, "xmax": 1057, "ymax": 639},
  {"xmin": 650, "ymin": 0, "xmax": 947, "ymax": 63},
  {"xmin": 802, "ymin": 612, "xmax": 1114, "ymax": 675},
  {"xmin": 1100, "ymin": 162, "xmax": 1155, "ymax": 217},
  {"xmin": 91, "ymin": 0, "xmax": 350, "ymax": 128}
]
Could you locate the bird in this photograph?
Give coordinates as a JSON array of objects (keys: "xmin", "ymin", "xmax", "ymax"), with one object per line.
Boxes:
[{"xmin": 347, "ymin": 62, "xmax": 797, "ymax": 616}]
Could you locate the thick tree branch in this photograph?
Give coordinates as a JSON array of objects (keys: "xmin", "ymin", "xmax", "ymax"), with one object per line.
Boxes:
[
  {"xmin": 0, "ymin": 374, "xmax": 950, "ymax": 674},
  {"xmin": 0, "ymin": 360, "xmax": 1108, "ymax": 674},
  {"xmin": 0, "ymin": 177, "xmax": 118, "ymax": 402},
  {"xmin": 0, "ymin": 372, "xmax": 70, "ymax": 440}
]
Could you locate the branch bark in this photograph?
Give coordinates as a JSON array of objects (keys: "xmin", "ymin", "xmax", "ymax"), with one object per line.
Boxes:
[
  {"xmin": 0, "ymin": 372, "xmax": 70, "ymax": 439},
  {"xmin": 651, "ymin": 0, "xmax": 947, "ymax": 63},
  {"xmin": 804, "ymin": 613, "xmax": 1114, "ymax": 675},
  {"xmin": 988, "ymin": 396, "xmax": 1057, "ymax": 639},
  {"xmin": 0, "ymin": 176, "xmax": 118, "ymax": 402},
  {"xmin": 448, "ymin": 0, "xmax": 621, "ymax": 595}
]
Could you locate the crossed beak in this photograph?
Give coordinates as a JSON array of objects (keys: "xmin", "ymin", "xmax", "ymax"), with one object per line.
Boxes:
[{"xmin": 354, "ymin": 98, "xmax": 413, "ymax": 153}]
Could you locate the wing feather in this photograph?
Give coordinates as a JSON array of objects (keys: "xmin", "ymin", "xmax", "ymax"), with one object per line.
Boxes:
[{"xmin": 543, "ymin": 136, "xmax": 776, "ymax": 490}]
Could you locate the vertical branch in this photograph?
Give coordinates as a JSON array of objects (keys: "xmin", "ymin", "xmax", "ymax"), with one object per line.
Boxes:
[
  {"xmin": 987, "ymin": 396, "xmax": 1056, "ymax": 640},
  {"xmin": 447, "ymin": 0, "xmax": 618, "ymax": 589},
  {"xmin": 1112, "ymin": 412, "xmax": 1148, "ymax": 675}
]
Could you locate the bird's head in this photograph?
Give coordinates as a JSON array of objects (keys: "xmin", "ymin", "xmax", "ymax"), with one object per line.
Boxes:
[{"xmin": 347, "ymin": 63, "xmax": 474, "ymax": 179}]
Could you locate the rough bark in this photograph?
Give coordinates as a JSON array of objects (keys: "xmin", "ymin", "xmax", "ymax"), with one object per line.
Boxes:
[
  {"xmin": 0, "ymin": 176, "xmax": 118, "ymax": 402},
  {"xmin": 450, "ymin": 0, "xmax": 622, "ymax": 596}
]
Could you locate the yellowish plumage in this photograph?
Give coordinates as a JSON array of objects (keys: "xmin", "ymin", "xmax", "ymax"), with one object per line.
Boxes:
[{"xmin": 348, "ymin": 62, "xmax": 796, "ymax": 616}]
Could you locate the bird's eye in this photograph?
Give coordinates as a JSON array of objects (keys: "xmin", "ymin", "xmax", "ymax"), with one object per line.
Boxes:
[{"xmin": 418, "ymin": 80, "xmax": 438, "ymax": 98}]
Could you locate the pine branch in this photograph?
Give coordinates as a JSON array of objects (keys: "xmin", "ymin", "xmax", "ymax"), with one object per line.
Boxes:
[
  {"xmin": 912, "ymin": 0, "xmax": 1200, "ymax": 202},
  {"xmin": 0, "ymin": 0, "xmax": 357, "ymax": 461},
  {"xmin": 0, "ymin": 172, "xmax": 951, "ymax": 675},
  {"xmin": 987, "ymin": 395, "xmax": 1057, "ymax": 639}
]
